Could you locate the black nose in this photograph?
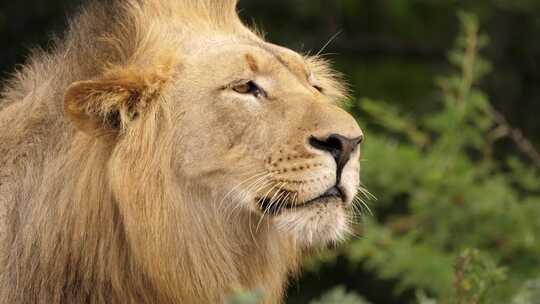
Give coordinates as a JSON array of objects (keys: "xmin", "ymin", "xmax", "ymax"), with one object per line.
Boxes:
[{"xmin": 309, "ymin": 134, "xmax": 363, "ymax": 182}]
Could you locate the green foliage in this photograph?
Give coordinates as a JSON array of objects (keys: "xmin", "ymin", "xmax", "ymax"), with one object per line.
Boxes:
[
  {"xmin": 450, "ymin": 249, "xmax": 506, "ymax": 304},
  {"xmin": 227, "ymin": 287, "xmax": 371, "ymax": 304},
  {"xmin": 226, "ymin": 289, "xmax": 265, "ymax": 304},
  {"xmin": 512, "ymin": 278, "xmax": 540, "ymax": 304},
  {"xmin": 309, "ymin": 11, "xmax": 540, "ymax": 304},
  {"xmin": 311, "ymin": 286, "xmax": 372, "ymax": 304}
]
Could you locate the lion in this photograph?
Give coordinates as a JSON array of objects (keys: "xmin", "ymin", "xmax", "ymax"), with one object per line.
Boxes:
[{"xmin": 0, "ymin": 0, "xmax": 364, "ymax": 303}]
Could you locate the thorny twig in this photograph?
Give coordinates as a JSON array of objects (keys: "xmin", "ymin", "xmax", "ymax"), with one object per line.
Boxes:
[{"xmin": 486, "ymin": 104, "xmax": 540, "ymax": 169}]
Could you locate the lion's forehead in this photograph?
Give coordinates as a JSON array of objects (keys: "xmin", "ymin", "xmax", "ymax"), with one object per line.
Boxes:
[{"xmin": 184, "ymin": 36, "xmax": 309, "ymax": 75}]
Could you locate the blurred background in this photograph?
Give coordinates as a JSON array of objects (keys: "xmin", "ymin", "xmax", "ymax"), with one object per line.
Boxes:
[{"xmin": 1, "ymin": 1, "xmax": 540, "ymax": 303}]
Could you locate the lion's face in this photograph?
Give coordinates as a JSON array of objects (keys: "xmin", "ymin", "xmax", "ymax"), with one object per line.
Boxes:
[
  {"xmin": 65, "ymin": 34, "xmax": 362, "ymax": 247},
  {"xmin": 171, "ymin": 37, "xmax": 363, "ymax": 246}
]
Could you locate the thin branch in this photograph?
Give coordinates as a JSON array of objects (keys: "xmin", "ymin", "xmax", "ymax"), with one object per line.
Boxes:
[
  {"xmin": 487, "ymin": 104, "xmax": 540, "ymax": 168},
  {"xmin": 458, "ymin": 20, "xmax": 478, "ymax": 107}
]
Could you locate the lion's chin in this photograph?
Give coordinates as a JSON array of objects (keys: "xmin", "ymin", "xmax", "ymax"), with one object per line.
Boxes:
[{"xmin": 272, "ymin": 200, "xmax": 350, "ymax": 247}]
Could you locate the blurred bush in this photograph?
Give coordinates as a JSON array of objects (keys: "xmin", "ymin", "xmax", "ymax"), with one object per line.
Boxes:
[
  {"xmin": 226, "ymin": 11, "xmax": 540, "ymax": 304},
  {"xmin": 305, "ymin": 12, "xmax": 540, "ymax": 304},
  {"xmin": 229, "ymin": 287, "xmax": 370, "ymax": 304}
]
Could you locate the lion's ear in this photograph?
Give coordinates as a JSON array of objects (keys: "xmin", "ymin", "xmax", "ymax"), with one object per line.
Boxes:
[{"xmin": 64, "ymin": 66, "xmax": 169, "ymax": 136}]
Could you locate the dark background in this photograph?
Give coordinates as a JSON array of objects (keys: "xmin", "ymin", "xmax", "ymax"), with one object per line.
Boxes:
[{"xmin": 1, "ymin": 1, "xmax": 539, "ymax": 303}]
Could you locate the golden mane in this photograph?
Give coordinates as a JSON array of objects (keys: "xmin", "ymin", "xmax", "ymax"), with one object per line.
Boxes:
[{"xmin": 0, "ymin": 1, "xmax": 302, "ymax": 303}]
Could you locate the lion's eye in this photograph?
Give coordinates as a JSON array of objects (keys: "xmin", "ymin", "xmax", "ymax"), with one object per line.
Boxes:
[
  {"xmin": 308, "ymin": 74, "xmax": 324, "ymax": 93},
  {"xmin": 313, "ymin": 84, "xmax": 324, "ymax": 93},
  {"xmin": 233, "ymin": 81, "xmax": 265, "ymax": 98}
]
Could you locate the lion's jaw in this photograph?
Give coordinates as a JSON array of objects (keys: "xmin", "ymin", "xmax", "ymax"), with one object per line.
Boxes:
[{"xmin": 265, "ymin": 149, "xmax": 361, "ymax": 246}]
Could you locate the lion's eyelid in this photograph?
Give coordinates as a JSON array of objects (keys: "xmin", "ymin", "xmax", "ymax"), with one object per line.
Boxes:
[{"xmin": 230, "ymin": 80, "xmax": 267, "ymax": 98}]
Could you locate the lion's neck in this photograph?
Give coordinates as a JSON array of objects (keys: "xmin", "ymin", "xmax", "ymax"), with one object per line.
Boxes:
[{"xmin": 116, "ymin": 183, "xmax": 303, "ymax": 303}]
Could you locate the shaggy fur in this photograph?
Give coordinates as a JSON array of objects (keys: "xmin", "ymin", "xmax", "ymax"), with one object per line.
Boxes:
[{"xmin": 0, "ymin": 0, "xmax": 363, "ymax": 303}]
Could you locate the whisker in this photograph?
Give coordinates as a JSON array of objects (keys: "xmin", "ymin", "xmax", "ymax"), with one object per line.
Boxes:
[
  {"xmin": 316, "ymin": 30, "xmax": 343, "ymax": 56},
  {"xmin": 353, "ymin": 195, "xmax": 373, "ymax": 216},
  {"xmin": 357, "ymin": 185, "xmax": 377, "ymax": 201},
  {"xmin": 217, "ymin": 172, "xmax": 268, "ymax": 209},
  {"xmin": 248, "ymin": 179, "xmax": 279, "ymax": 240},
  {"xmin": 223, "ymin": 175, "xmax": 271, "ymax": 223},
  {"xmin": 256, "ymin": 182, "xmax": 287, "ymax": 232}
]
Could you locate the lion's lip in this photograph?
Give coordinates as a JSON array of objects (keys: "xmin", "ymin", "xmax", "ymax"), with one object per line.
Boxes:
[{"xmin": 256, "ymin": 186, "xmax": 345, "ymax": 215}]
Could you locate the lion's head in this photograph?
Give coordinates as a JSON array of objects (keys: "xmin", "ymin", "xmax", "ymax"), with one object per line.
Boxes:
[
  {"xmin": 1, "ymin": 0, "xmax": 363, "ymax": 302},
  {"xmin": 65, "ymin": 2, "xmax": 363, "ymax": 248}
]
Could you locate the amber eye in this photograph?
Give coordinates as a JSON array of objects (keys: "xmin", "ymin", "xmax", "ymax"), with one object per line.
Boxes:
[{"xmin": 233, "ymin": 81, "xmax": 265, "ymax": 98}]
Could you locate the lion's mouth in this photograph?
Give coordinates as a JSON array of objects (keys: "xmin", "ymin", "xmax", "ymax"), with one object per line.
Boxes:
[{"xmin": 256, "ymin": 186, "xmax": 345, "ymax": 215}]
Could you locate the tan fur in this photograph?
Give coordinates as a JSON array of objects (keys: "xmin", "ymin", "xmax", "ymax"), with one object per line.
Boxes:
[{"xmin": 0, "ymin": 0, "xmax": 363, "ymax": 303}]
